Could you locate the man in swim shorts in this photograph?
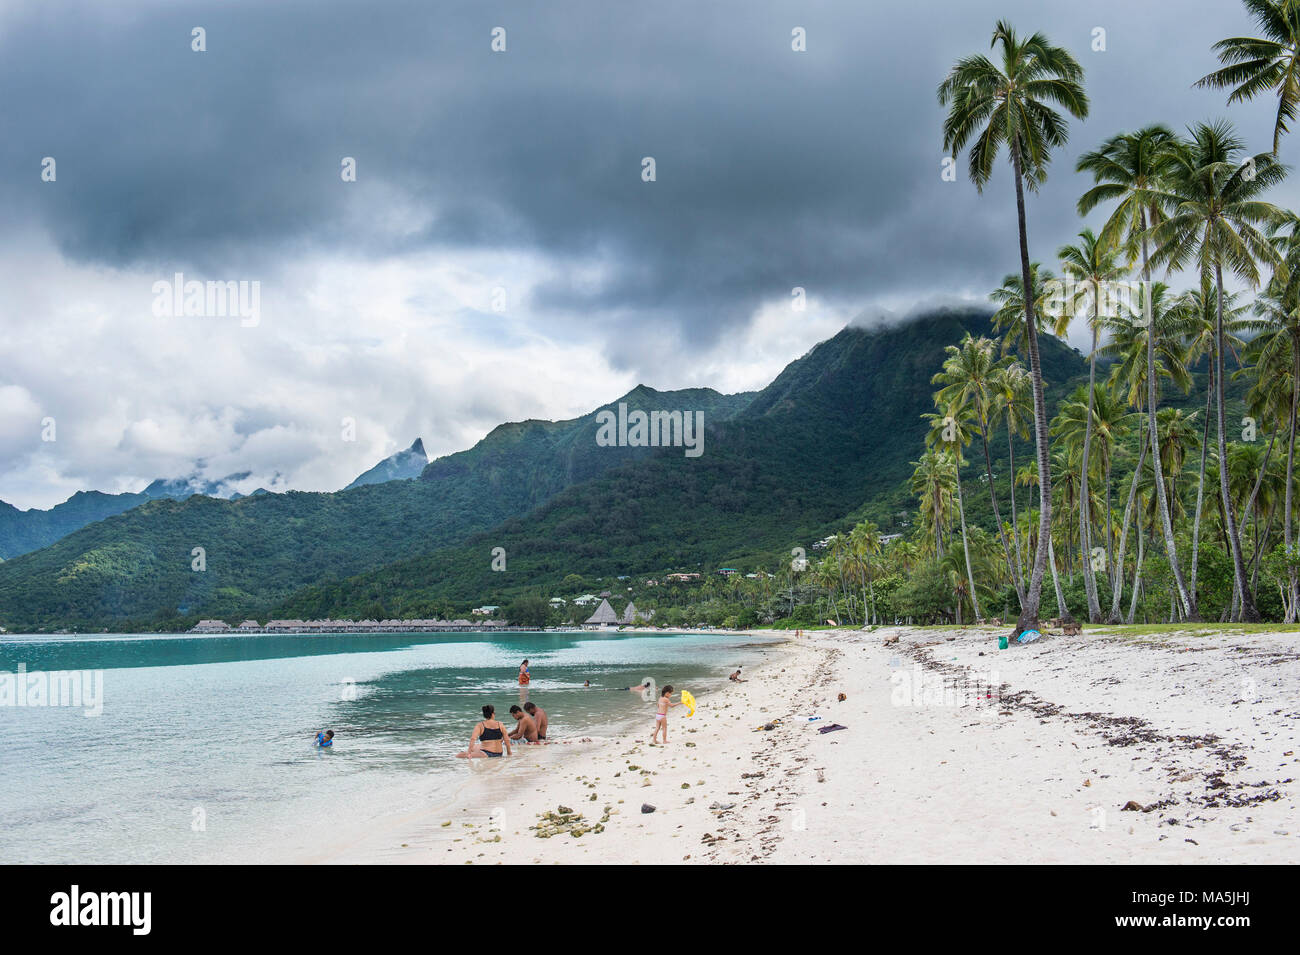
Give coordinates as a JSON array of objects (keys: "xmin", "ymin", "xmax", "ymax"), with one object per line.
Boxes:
[
  {"xmin": 508, "ymin": 704, "xmax": 539, "ymax": 743},
  {"xmin": 523, "ymin": 701, "xmax": 548, "ymax": 740}
]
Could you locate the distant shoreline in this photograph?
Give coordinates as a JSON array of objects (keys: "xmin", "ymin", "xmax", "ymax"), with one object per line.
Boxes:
[{"xmin": 2, "ymin": 625, "xmax": 765, "ymax": 638}]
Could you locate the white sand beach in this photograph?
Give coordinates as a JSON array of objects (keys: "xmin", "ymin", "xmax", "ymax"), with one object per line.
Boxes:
[{"xmin": 325, "ymin": 625, "xmax": 1299, "ymax": 864}]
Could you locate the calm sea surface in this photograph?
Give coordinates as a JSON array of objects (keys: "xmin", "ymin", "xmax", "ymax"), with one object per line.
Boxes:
[{"xmin": 0, "ymin": 629, "xmax": 774, "ymax": 863}]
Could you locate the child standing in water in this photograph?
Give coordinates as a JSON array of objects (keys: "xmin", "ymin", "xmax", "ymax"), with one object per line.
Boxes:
[{"xmin": 651, "ymin": 685, "xmax": 678, "ymax": 744}]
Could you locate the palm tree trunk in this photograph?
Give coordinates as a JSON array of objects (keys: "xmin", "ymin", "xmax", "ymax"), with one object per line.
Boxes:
[
  {"xmin": 1011, "ymin": 143, "xmax": 1052, "ymax": 636},
  {"xmin": 979, "ymin": 419, "xmax": 1024, "ymax": 602},
  {"xmin": 1141, "ymin": 220, "xmax": 1196, "ymax": 618},
  {"xmin": 1285, "ymin": 332, "xmax": 1299, "ymax": 622},
  {"xmin": 1080, "ymin": 319, "xmax": 1102, "ymax": 622},
  {"xmin": 955, "ymin": 470, "xmax": 982, "ymax": 622},
  {"xmin": 1007, "ymin": 428, "xmax": 1025, "ymax": 588},
  {"xmin": 1214, "ymin": 262, "xmax": 1259, "ymax": 620},
  {"xmin": 1048, "ymin": 534, "xmax": 1067, "ymax": 620},
  {"xmin": 1105, "ymin": 458, "xmax": 1114, "ymax": 587},
  {"xmin": 1127, "ymin": 520, "xmax": 1146, "ymax": 625},
  {"xmin": 1240, "ymin": 427, "xmax": 1277, "ymax": 609},
  {"xmin": 1109, "ymin": 417, "xmax": 1149, "ymax": 623},
  {"xmin": 1190, "ymin": 370, "xmax": 1213, "ymax": 602}
]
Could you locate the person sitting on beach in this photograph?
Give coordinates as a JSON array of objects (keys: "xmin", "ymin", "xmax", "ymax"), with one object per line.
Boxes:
[
  {"xmin": 518, "ymin": 660, "xmax": 531, "ymax": 686},
  {"xmin": 508, "ymin": 704, "xmax": 539, "ymax": 743},
  {"xmin": 456, "ymin": 705, "xmax": 512, "ymax": 759},
  {"xmin": 729, "ymin": 668, "xmax": 745, "ymax": 682},
  {"xmin": 523, "ymin": 701, "xmax": 548, "ymax": 740},
  {"xmin": 651, "ymin": 685, "xmax": 678, "ymax": 744},
  {"xmin": 314, "ymin": 729, "xmax": 334, "ymax": 747}
]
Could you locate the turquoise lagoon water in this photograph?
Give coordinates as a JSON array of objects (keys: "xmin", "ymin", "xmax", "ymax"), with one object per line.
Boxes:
[{"xmin": 0, "ymin": 629, "xmax": 774, "ymax": 863}]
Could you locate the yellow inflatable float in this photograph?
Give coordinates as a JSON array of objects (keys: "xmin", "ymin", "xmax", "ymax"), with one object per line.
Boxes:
[{"xmin": 680, "ymin": 689, "xmax": 696, "ymax": 717}]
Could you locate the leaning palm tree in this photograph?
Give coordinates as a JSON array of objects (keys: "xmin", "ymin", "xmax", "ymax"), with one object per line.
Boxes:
[
  {"xmin": 1076, "ymin": 125, "xmax": 1198, "ymax": 619},
  {"xmin": 1056, "ymin": 228, "xmax": 1125, "ymax": 621},
  {"xmin": 939, "ymin": 20, "xmax": 1088, "ymax": 635},
  {"xmin": 1195, "ymin": 0, "xmax": 1300, "ymax": 154},
  {"xmin": 1150, "ymin": 120, "xmax": 1288, "ymax": 622}
]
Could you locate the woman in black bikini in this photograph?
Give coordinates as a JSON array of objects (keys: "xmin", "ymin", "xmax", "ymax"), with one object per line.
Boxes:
[{"xmin": 456, "ymin": 704, "xmax": 512, "ymax": 758}]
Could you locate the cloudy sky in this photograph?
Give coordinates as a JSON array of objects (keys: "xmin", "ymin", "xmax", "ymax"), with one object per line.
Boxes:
[{"xmin": 0, "ymin": 0, "xmax": 1292, "ymax": 508}]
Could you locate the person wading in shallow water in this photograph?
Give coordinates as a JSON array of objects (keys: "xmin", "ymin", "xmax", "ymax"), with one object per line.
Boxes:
[
  {"xmin": 523, "ymin": 701, "xmax": 548, "ymax": 740},
  {"xmin": 508, "ymin": 704, "xmax": 539, "ymax": 743},
  {"xmin": 518, "ymin": 659, "xmax": 531, "ymax": 686},
  {"xmin": 456, "ymin": 705, "xmax": 512, "ymax": 759}
]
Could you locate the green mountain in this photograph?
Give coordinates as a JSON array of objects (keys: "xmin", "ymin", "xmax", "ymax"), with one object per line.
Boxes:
[
  {"xmin": 344, "ymin": 439, "xmax": 429, "ymax": 489},
  {"xmin": 273, "ymin": 307, "xmax": 1088, "ymax": 619},
  {"xmin": 0, "ymin": 385, "xmax": 753, "ymax": 631}
]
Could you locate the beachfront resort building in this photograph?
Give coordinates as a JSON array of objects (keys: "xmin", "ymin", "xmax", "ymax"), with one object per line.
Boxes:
[
  {"xmin": 583, "ymin": 598, "xmax": 620, "ymax": 628},
  {"xmin": 193, "ymin": 619, "xmax": 231, "ymax": 632}
]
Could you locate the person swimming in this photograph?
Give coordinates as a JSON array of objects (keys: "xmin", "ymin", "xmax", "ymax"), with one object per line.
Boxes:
[
  {"xmin": 456, "ymin": 704, "xmax": 512, "ymax": 759},
  {"xmin": 314, "ymin": 729, "xmax": 334, "ymax": 747}
]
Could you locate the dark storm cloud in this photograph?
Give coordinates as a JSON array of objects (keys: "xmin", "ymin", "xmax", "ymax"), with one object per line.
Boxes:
[{"xmin": 0, "ymin": 0, "xmax": 1289, "ymax": 350}]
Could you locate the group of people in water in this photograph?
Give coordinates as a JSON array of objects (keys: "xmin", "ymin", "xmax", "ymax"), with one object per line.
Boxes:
[
  {"xmin": 316, "ymin": 657, "xmax": 736, "ymax": 757},
  {"xmin": 456, "ymin": 659, "xmax": 695, "ymax": 758},
  {"xmin": 456, "ymin": 701, "xmax": 549, "ymax": 758}
]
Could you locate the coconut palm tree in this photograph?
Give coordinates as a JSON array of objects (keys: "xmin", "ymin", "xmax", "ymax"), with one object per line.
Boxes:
[
  {"xmin": 932, "ymin": 333, "xmax": 1024, "ymax": 602},
  {"xmin": 851, "ymin": 520, "xmax": 882, "ymax": 625},
  {"xmin": 923, "ymin": 406, "xmax": 982, "ymax": 622},
  {"xmin": 1085, "ymin": 385, "xmax": 1134, "ymax": 583},
  {"xmin": 1245, "ymin": 269, "xmax": 1300, "ymax": 619},
  {"xmin": 939, "ymin": 20, "xmax": 1088, "ymax": 635},
  {"xmin": 1195, "ymin": 0, "xmax": 1300, "ymax": 154},
  {"xmin": 989, "ymin": 264, "xmax": 1058, "ymax": 357},
  {"xmin": 1181, "ymin": 279, "xmax": 1251, "ymax": 600},
  {"xmin": 1015, "ymin": 456, "xmax": 1071, "ymax": 620},
  {"xmin": 1150, "ymin": 120, "xmax": 1288, "ymax": 622},
  {"xmin": 990, "ymin": 360, "xmax": 1034, "ymax": 583},
  {"xmin": 1076, "ymin": 125, "xmax": 1199, "ymax": 619},
  {"xmin": 1056, "ymin": 228, "xmax": 1125, "ymax": 621},
  {"xmin": 911, "ymin": 449, "xmax": 956, "ymax": 560}
]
